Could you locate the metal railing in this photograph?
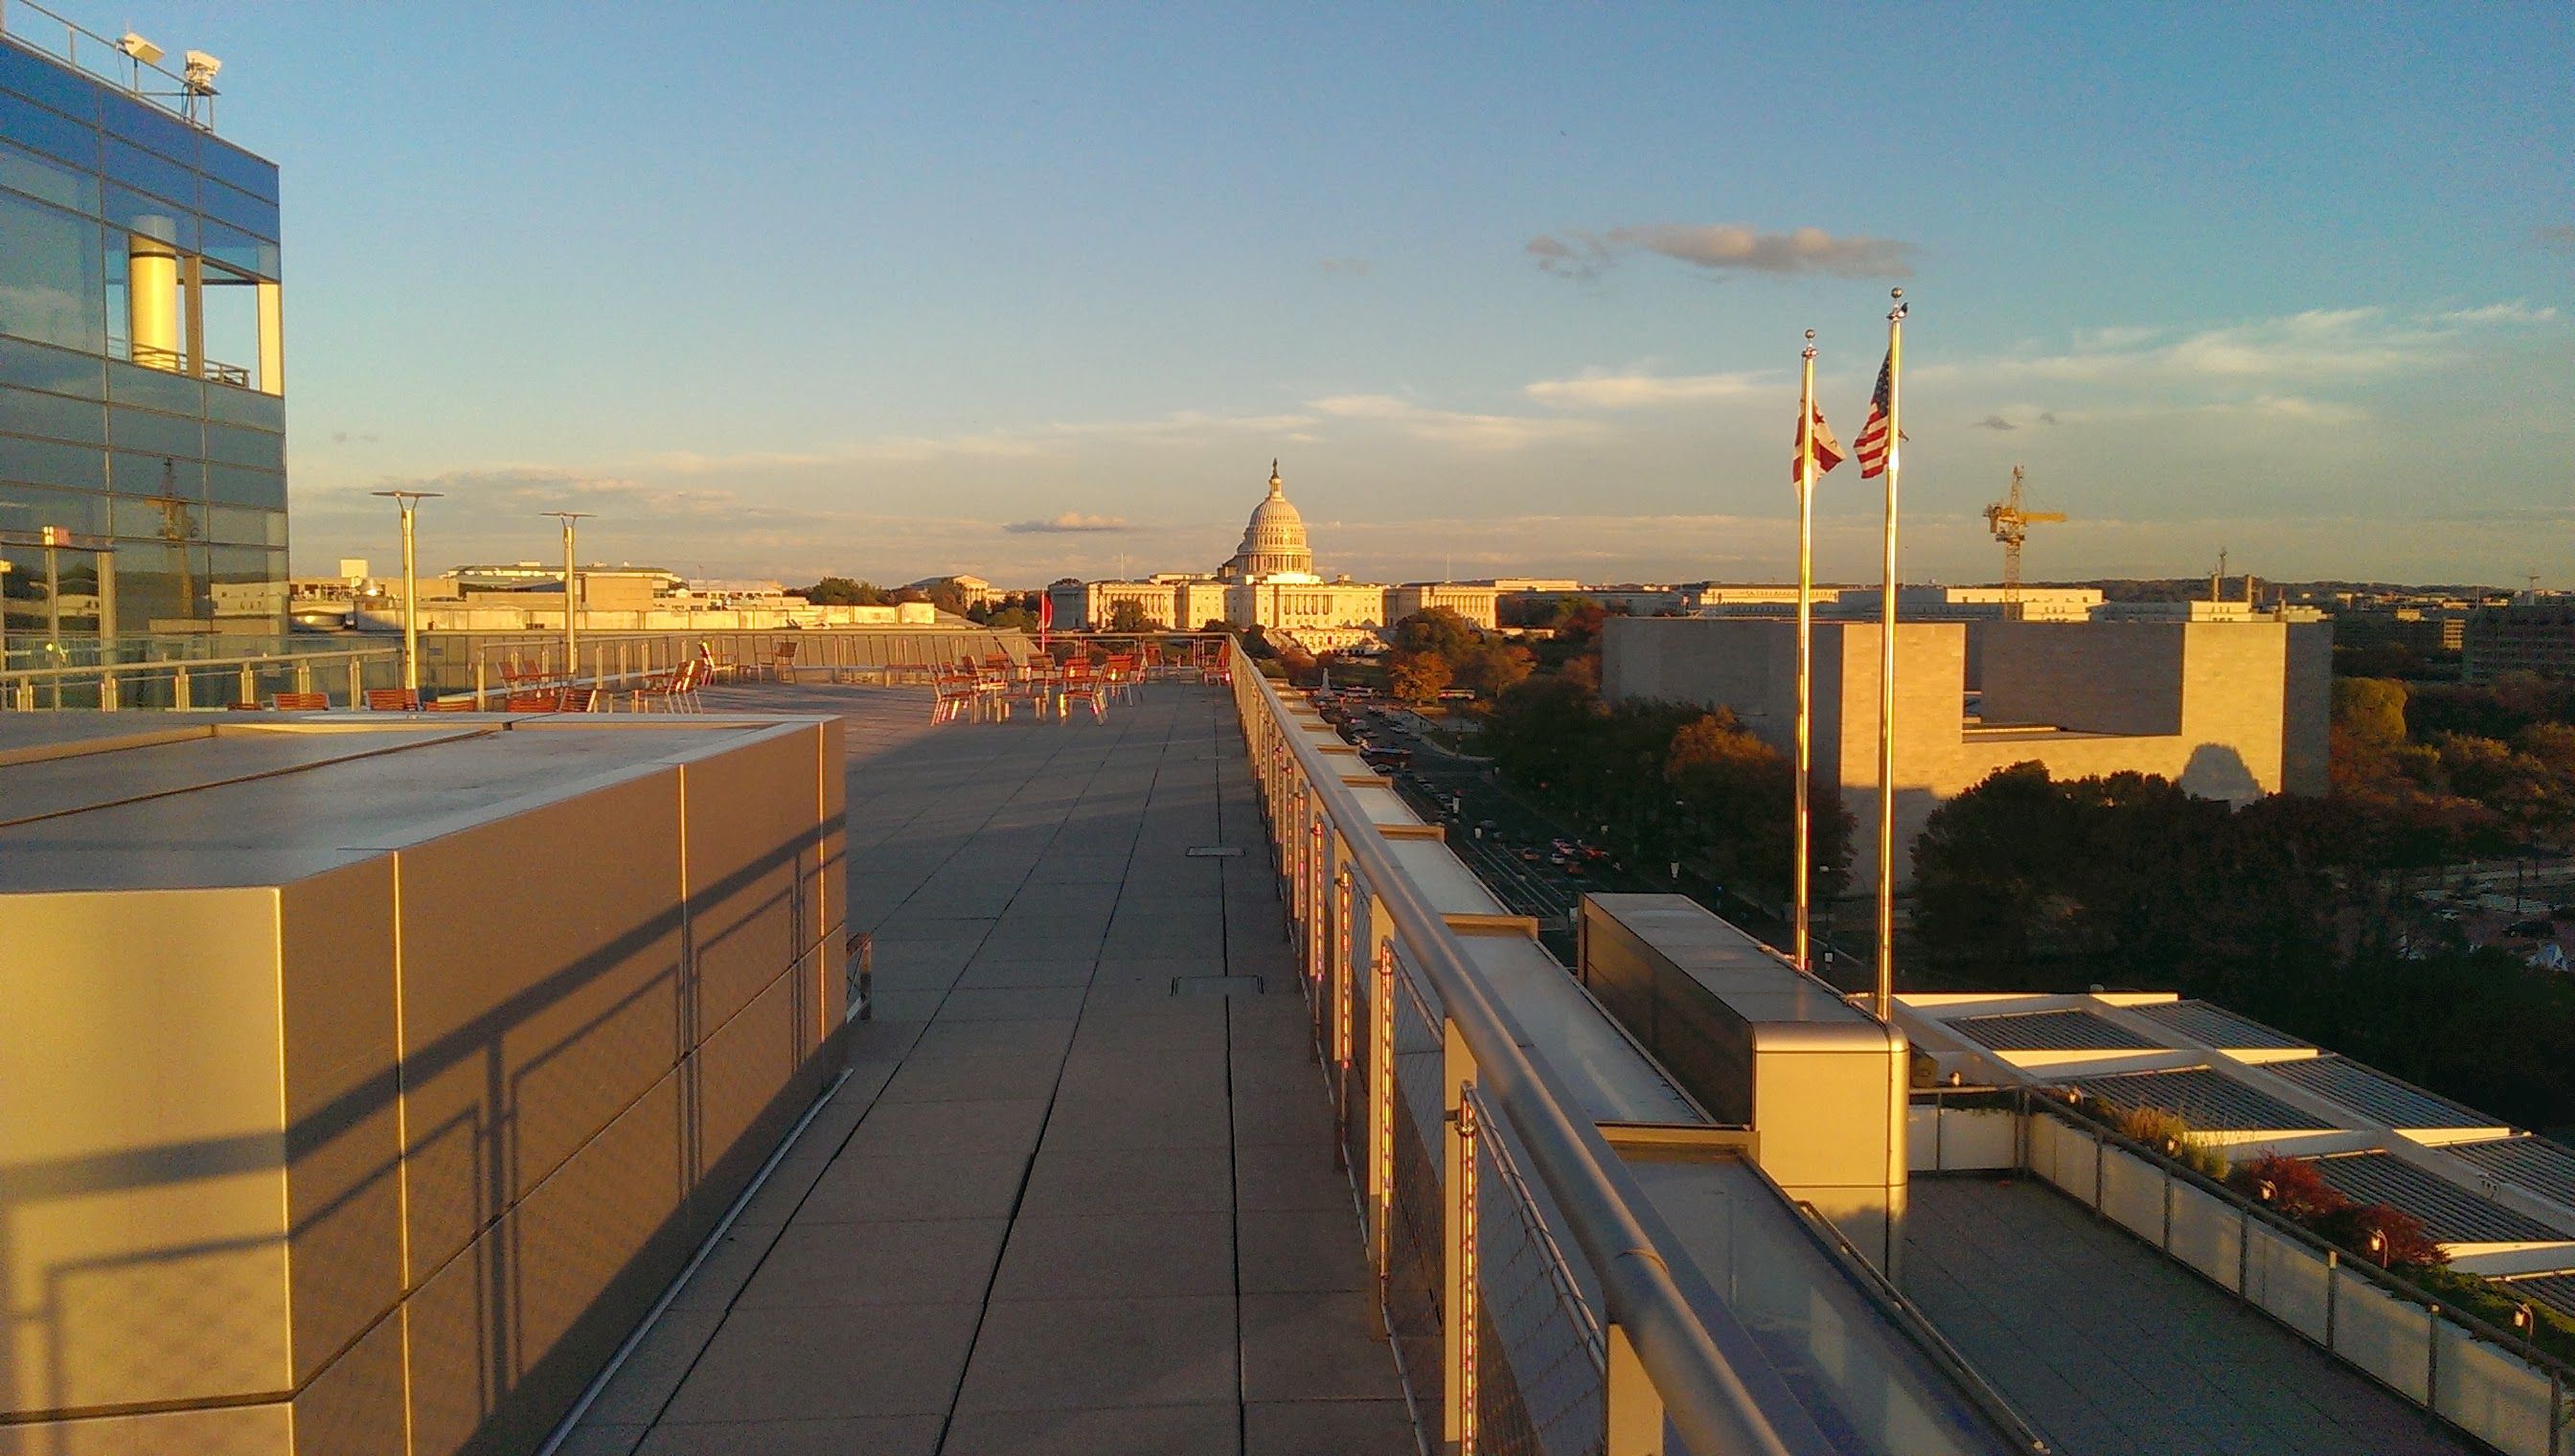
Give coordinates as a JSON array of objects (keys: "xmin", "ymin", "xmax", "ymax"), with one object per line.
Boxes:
[
  {"xmin": 1, "ymin": 646, "xmax": 399, "ymax": 711},
  {"xmin": 1918, "ymin": 1086, "xmax": 2575, "ymax": 1456},
  {"xmin": 1230, "ymin": 636, "xmax": 1843, "ymax": 1456},
  {"xmin": 0, "ymin": 0, "xmax": 218, "ymax": 129}
]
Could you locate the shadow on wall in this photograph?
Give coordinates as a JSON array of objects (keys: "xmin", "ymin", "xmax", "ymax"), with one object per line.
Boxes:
[
  {"xmin": 2178, "ymin": 742, "xmax": 2263, "ymax": 805},
  {"xmin": 0, "ymin": 800, "xmax": 840, "ymax": 1455}
]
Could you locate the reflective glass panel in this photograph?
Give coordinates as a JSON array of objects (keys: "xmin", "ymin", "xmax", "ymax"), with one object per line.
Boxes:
[
  {"xmin": 101, "ymin": 182, "xmax": 194, "ymax": 250},
  {"xmin": 0, "ymin": 191, "xmax": 105, "ymax": 353},
  {"xmin": 0, "ymin": 45, "xmax": 102, "ymax": 123},
  {"xmin": 0, "ymin": 334, "xmax": 105, "ymax": 398},
  {"xmin": 0, "ymin": 481, "xmax": 108, "ymax": 534},
  {"xmin": 0, "ymin": 385, "xmax": 105, "ymax": 444},
  {"xmin": 111, "ymin": 492, "xmax": 201, "ymax": 539},
  {"xmin": 204, "ymin": 386, "xmax": 283, "ymax": 432},
  {"xmin": 200, "ymin": 218, "xmax": 279, "ymax": 281},
  {"xmin": 199, "ymin": 265, "xmax": 259, "ymax": 389},
  {"xmin": 0, "ymin": 432, "xmax": 107, "ymax": 489},
  {"xmin": 109, "ymin": 450, "xmax": 203, "ymax": 499},
  {"xmin": 206, "ymin": 464, "xmax": 283, "ymax": 509},
  {"xmin": 203, "ymin": 421, "xmax": 283, "ymax": 471},
  {"xmin": 197, "ymin": 135, "xmax": 275, "ymax": 200},
  {"xmin": 101, "ymin": 137, "xmax": 194, "ymax": 210},
  {"xmin": 0, "ymin": 136, "xmax": 99, "ymax": 213},
  {"xmin": 197, "ymin": 177, "xmax": 277, "ymax": 240},
  {"xmin": 0, "ymin": 88, "xmax": 97, "ymax": 168},
  {"xmin": 98, "ymin": 92, "xmax": 199, "ymax": 167},
  {"xmin": 104, "ymin": 358, "xmax": 203, "ymax": 417},
  {"xmin": 207, "ymin": 504, "xmax": 285, "ymax": 547},
  {"xmin": 105, "ymin": 404, "xmax": 201, "ymax": 457},
  {"xmin": 111, "ymin": 537, "xmax": 193, "ymax": 633},
  {"xmin": 207, "ymin": 544, "xmax": 285, "ymax": 624}
]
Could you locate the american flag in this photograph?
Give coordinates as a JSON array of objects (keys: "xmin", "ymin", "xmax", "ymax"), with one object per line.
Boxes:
[{"xmin": 1854, "ymin": 350, "xmax": 1897, "ymax": 479}]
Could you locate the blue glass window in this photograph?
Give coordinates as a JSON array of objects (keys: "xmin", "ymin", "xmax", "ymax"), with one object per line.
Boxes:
[
  {"xmin": 0, "ymin": 432, "xmax": 108, "ymax": 489},
  {"xmin": 208, "ymin": 504, "xmax": 285, "ymax": 547},
  {"xmin": 98, "ymin": 91, "xmax": 199, "ymax": 168},
  {"xmin": 101, "ymin": 182, "xmax": 194, "ymax": 250},
  {"xmin": 101, "ymin": 137, "xmax": 195, "ymax": 210},
  {"xmin": 0, "ymin": 191, "xmax": 105, "ymax": 353},
  {"xmin": 0, "ymin": 44, "xmax": 103, "ymax": 124},
  {"xmin": 197, "ymin": 135, "xmax": 274, "ymax": 201},
  {"xmin": 0, "ymin": 481, "xmax": 108, "ymax": 535},
  {"xmin": 205, "ymin": 385, "xmax": 282, "ymax": 432},
  {"xmin": 203, "ymin": 421, "xmax": 283, "ymax": 470},
  {"xmin": 0, "ymin": 334, "xmax": 105, "ymax": 398},
  {"xmin": 200, "ymin": 218, "xmax": 280, "ymax": 281},
  {"xmin": 106, "ymin": 404, "xmax": 201, "ymax": 456},
  {"xmin": 197, "ymin": 176, "xmax": 277, "ymax": 240},
  {"xmin": 0, "ymin": 136, "xmax": 98, "ymax": 213},
  {"xmin": 110, "ymin": 450, "xmax": 203, "ymax": 499},
  {"xmin": 0, "ymin": 383, "xmax": 105, "ymax": 444},
  {"xmin": 206, "ymin": 463, "xmax": 283, "ymax": 509},
  {"xmin": 105, "ymin": 358, "xmax": 203, "ymax": 417}
]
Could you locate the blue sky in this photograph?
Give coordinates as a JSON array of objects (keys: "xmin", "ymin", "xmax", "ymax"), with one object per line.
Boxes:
[{"xmin": 101, "ymin": 2, "xmax": 2575, "ymax": 586}]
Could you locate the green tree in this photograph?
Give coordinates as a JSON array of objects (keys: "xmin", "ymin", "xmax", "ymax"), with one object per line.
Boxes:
[
  {"xmin": 2334, "ymin": 677, "xmax": 2409, "ymax": 749},
  {"xmin": 800, "ymin": 577, "xmax": 892, "ymax": 606},
  {"xmin": 1391, "ymin": 607, "xmax": 1479, "ymax": 662},
  {"xmin": 1455, "ymin": 641, "xmax": 1535, "ymax": 699}
]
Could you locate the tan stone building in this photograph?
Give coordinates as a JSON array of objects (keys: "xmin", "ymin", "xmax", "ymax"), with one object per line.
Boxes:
[
  {"xmin": 1602, "ymin": 616, "xmax": 2333, "ymax": 886},
  {"xmin": 1049, "ymin": 464, "xmax": 1494, "ymax": 634}
]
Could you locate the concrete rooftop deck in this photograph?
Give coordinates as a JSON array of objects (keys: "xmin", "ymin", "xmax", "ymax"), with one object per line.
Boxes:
[
  {"xmin": 563, "ymin": 681, "xmax": 1417, "ymax": 1456},
  {"xmin": 1903, "ymin": 1177, "xmax": 2476, "ymax": 1456}
]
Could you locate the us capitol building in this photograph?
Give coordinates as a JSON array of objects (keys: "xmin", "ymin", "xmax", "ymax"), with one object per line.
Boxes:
[{"xmin": 1046, "ymin": 464, "xmax": 1498, "ymax": 648}]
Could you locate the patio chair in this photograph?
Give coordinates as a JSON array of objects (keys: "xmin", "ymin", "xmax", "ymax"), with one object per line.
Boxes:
[
  {"xmin": 763, "ymin": 641, "xmax": 799, "ymax": 683},
  {"xmin": 1058, "ymin": 658, "xmax": 1106, "ymax": 722},
  {"xmin": 931, "ymin": 669, "xmax": 980, "ymax": 724}
]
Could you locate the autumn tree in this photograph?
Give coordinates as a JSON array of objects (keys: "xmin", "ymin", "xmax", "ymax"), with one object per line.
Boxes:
[{"xmin": 1386, "ymin": 650, "xmax": 1454, "ymax": 705}]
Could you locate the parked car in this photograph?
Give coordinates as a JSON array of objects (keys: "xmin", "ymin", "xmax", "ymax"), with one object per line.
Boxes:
[{"xmin": 2507, "ymin": 918, "xmax": 2557, "ymax": 938}]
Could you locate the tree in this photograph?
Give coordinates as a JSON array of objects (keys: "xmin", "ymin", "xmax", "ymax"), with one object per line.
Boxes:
[
  {"xmin": 1392, "ymin": 607, "xmax": 1479, "ymax": 663},
  {"xmin": 2334, "ymin": 677, "xmax": 2409, "ymax": 750},
  {"xmin": 1455, "ymin": 641, "xmax": 1535, "ymax": 699},
  {"xmin": 800, "ymin": 577, "xmax": 892, "ymax": 606},
  {"xmin": 1105, "ymin": 599, "xmax": 1164, "ymax": 633},
  {"xmin": 1387, "ymin": 650, "xmax": 1454, "ymax": 705}
]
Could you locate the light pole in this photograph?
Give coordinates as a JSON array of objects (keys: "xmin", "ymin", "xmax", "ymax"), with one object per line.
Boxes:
[
  {"xmin": 372, "ymin": 490, "xmax": 442, "ymax": 694},
  {"xmin": 540, "ymin": 512, "xmax": 593, "ymax": 683}
]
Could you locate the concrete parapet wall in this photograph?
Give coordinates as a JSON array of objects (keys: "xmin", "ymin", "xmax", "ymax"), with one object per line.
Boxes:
[{"xmin": 0, "ymin": 716, "xmax": 847, "ymax": 1455}]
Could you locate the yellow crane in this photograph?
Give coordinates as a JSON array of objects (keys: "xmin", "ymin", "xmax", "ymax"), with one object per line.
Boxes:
[{"xmin": 1984, "ymin": 465, "xmax": 2064, "ymax": 610}]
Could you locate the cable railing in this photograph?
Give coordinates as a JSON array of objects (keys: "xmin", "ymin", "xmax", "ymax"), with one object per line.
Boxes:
[
  {"xmin": 1229, "ymin": 635, "xmax": 1846, "ymax": 1456},
  {"xmin": 0, "ymin": 645, "xmax": 399, "ymax": 711}
]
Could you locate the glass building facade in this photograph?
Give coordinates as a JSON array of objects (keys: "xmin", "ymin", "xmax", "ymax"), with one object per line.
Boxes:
[{"xmin": 0, "ymin": 34, "xmax": 285, "ymax": 668}]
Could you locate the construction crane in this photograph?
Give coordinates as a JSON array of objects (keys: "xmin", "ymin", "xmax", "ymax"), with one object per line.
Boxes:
[{"xmin": 1983, "ymin": 466, "xmax": 2064, "ymax": 609}]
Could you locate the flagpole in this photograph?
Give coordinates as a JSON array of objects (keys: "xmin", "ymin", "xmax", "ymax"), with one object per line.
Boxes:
[
  {"xmin": 1874, "ymin": 288, "xmax": 1908, "ymax": 1022},
  {"xmin": 1794, "ymin": 331, "xmax": 1818, "ymax": 976}
]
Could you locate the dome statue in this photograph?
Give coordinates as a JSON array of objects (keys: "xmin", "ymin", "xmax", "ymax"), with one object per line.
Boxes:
[{"xmin": 1219, "ymin": 460, "xmax": 1315, "ymax": 580}]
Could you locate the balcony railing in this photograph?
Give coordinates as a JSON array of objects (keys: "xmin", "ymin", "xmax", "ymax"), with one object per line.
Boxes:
[
  {"xmin": 1230, "ymin": 636, "xmax": 1892, "ymax": 1456},
  {"xmin": 0, "ymin": 0, "xmax": 218, "ymax": 128},
  {"xmin": 1, "ymin": 645, "xmax": 399, "ymax": 710}
]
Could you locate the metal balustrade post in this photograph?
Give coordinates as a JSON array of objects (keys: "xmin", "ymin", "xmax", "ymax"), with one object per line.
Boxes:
[
  {"xmin": 2325, "ymin": 1249, "xmax": 2339, "ymax": 1347},
  {"xmin": 238, "ymin": 663, "xmax": 254, "ymax": 706},
  {"xmin": 102, "ymin": 669, "xmax": 117, "ymax": 710},
  {"xmin": 173, "ymin": 665, "xmax": 190, "ymax": 710},
  {"xmin": 1370, "ymin": 932, "xmax": 1398, "ymax": 1282},
  {"xmin": 355, "ymin": 656, "xmax": 370, "ymax": 707},
  {"xmin": 294, "ymin": 659, "xmax": 311, "ymax": 694},
  {"xmin": 1605, "ymin": 1323, "xmax": 1668, "ymax": 1456},
  {"xmin": 1333, "ymin": 865, "xmax": 1355, "ymax": 1072},
  {"xmin": 1444, "ymin": 1018, "xmax": 1478, "ymax": 1455}
]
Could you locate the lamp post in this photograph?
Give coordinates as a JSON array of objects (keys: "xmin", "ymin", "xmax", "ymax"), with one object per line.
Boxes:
[
  {"xmin": 540, "ymin": 512, "xmax": 593, "ymax": 684},
  {"xmin": 371, "ymin": 490, "xmax": 442, "ymax": 694}
]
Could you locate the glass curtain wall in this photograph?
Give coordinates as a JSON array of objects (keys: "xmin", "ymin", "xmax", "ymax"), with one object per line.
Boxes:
[{"xmin": 0, "ymin": 38, "xmax": 284, "ymax": 671}]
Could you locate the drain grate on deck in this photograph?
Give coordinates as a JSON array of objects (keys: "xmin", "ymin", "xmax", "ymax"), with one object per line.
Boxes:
[
  {"xmin": 1173, "ymin": 975, "xmax": 1264, "ymax": 996},
  {"xmin": 1184, "ymin": 846, "xmax": 1245, "ymax": 857}
]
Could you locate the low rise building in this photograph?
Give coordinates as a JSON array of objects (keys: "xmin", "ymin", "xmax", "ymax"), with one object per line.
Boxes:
[
  {"xmin": 1603, "ymin": 615, "xmax": 2333, "ymax": 886},
  {"xmin": 2465, "ymin": 600, "xmax": 2575, "ymax": 681}
]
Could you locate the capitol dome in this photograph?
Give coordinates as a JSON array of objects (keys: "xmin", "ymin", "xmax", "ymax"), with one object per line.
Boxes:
[{"xmin": 1220, "ymin": 461, "xmax": 1315, "ymax": 580}]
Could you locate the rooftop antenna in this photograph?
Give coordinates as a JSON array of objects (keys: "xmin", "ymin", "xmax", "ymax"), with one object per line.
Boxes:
[{"xmin": 2212, "ymin": 547, "xmax": 2228, "ymax": 603}]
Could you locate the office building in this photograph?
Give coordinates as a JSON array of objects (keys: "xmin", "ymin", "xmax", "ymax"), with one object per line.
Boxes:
[
  {"xmin": 0, "ymin": 25, "xmax": 285, "ymax": 663},
  {"xmin": 2466, "ymin": 601, "xmax": 2575, "ymax": 681},
  {"xmin": 1602, "ymin": 615, "xmax": 2334, "ymax": 885}
]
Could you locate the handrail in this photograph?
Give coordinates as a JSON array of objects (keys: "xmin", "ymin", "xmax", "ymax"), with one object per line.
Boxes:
[
  {"xmin": 1230, "ymin": 636, "xmax": 1835, "ymax": 1456},
  {"xmin": 0, "ymin": 647, "xmax": 394, "ymax": 688},
  {"xmin": 0, "ymin": 0, "xmax": 219, "ymax": 130}
]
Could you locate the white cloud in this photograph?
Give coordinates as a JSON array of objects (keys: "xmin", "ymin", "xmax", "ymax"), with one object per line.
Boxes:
[
  {"xmin": 1307, "ymin": 394, "xmax": 1600, "ymax": 451},
  {"xmin": 1005, "ymin": 512, "xmax": 1130, "ymax": 535},
  {"xmin": 1922, "ymin": 302, "xmax": 2562, "ymax": 393},
  {"xmin": 1521, "ymin": 369, "xmax": 1771, "ymax": 410},
  {"xmin": 1529, "ymin": 223, "xmax": 1913, "ymax": 280}
]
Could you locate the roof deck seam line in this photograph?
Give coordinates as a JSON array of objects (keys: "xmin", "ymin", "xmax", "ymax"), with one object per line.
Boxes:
[{"xmin": 0, "ymin": 725, "xmax": 500, "ymax": 832}]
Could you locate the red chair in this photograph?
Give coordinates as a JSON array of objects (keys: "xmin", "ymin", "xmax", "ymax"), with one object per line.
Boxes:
[
  {"xmin": 365, "ymin": 688, "xmax": 421, "ymax": 711},
  {"xmin": 628, "ymin": 658, "xmax": 702, "ymax": 713},
  {"xmin": 1058, "ymin": 659, "xmax": 1105, "ymax": 721},
  {"xmin": 931, "ymin": 668, "xmax": 980, "ymax": 724}
]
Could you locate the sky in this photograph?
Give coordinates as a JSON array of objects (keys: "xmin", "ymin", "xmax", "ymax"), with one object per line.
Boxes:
[{"xmin": 95, "ymin": 2, "xmax": 2575, "ymax": 588}]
